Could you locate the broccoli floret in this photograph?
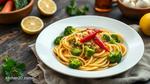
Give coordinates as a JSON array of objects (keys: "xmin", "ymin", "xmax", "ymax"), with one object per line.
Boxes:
[
  {"xmin": 64, "ymin": 26, "xmax": 75, "ymax": 36},
  {"xmin": 71, "ymin": 48, "xmax": 82, "ymax": 56},
  {"xmin": 54, "ymin": 36, "xmax": 63, "ymax": 45},
  {"xmin": 109, "ymin": 51, "xmax": 122, "ymax": 63},
  {"xmin": 111, "ymin": 34, "xmax": 121, "ymax": 43},
  {"xmin": 109, "ymin": 39, "xmax": 116, "ymax": 44},
  {"xmin": 84, "ymin": 46, "xmax": 95, "ymax": 57},
  {"xmin": 102, "ymin": 34, "xmax": 116, "ymax": 44},
  {"xmin": 69, "ymin": 58, "xmax": 81, "ymax": 69},
  {"xmin": 102, "ymin": 34, "xmax": 111, "ymax": 42}
]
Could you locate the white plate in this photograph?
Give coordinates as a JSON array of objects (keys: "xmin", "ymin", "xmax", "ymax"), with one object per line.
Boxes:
[{"xmin": 35, "ymin": 15, "xmax": 144, "ymax": 78}]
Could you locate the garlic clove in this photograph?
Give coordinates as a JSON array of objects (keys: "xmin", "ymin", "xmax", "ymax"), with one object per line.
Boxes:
[
  {"xmin": 143, "ymin": 0, "xmax": 150, "ymax": 7},
  {"xmin": 122, "ymin": 0, "xmax": 130, "ymax": 6},
  {"xmin": 136, "ymin": 0, "xmax": 150, "ymax": 8},
  {"xmin": 122, "ymin": 0, "xmax": 137, "ymax": 8},
  {"xmin": 129, "ymin": 1, "xmax": 136, "ymax": 8},
  {"xmin": 145, "ymin": 0, "xmax": 150, "ymax": 7},
  {"xmin": 130, "ymin": 0, "xmax": 137, "ymax": 2}
]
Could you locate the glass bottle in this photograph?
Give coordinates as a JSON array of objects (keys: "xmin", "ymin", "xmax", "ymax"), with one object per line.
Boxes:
[{"xmin": 95, "ymin": 0, "xmax": 112, "ymax": 12}]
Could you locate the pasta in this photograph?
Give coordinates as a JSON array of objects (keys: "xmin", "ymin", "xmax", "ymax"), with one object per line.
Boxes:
[{"xmin": 53, "ymin": 26, "xmax": 127, "ymax": 71}]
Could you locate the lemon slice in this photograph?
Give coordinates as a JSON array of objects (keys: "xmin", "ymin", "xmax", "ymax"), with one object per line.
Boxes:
[
  {"xmin": 38, "ymin": 0, "xmax": 57, "ymax": 15},
  {"xmin": 21, "ymin": 16, "xmax": 44, "ymax": 35}
]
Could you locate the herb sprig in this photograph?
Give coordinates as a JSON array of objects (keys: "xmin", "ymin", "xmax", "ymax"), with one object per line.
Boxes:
[
  {"xmin": 1, "ymin": 57, "xmax": 25, "ymax": 82},
  {"xmin": 66, "ymin": 0, "xmax": 89, "ymax": 16}
]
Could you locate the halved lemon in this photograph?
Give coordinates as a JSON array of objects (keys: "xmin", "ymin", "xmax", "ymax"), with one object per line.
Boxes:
[
  {"xmin": 37, "ymin": 0, "xmax": 57, "ymax": 16},
  {"xmin": 21, "ymin": 16, "xmax": 44, "ymax": 35}
]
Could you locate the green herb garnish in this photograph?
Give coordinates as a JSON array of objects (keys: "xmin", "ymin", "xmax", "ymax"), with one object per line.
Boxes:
[
  {"xmin": 13, "ymin": 0, "xmax": 28, "ymax": 9},
  {"xmin": 1, "ymin": 57, "xmax": 25, "ymax": 82},
  {"xmin": 0, "ymin": 5, "xmax": 3, "ymax": 11},
  {"xmin": 66, "ymin": 0, "xmax": 89, "ymax": 16}
]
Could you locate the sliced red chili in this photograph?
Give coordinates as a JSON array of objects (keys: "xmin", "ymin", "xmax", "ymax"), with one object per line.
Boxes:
[
  {"xmin": 80, "ymin": 29, "xmax": 102, "ymax": 43},
  {"xmin": 80, "ymin": 32, "xmax": 97, "ymax": 43},
  {"xmin": 94, "ymin": 29, "xmax": 102, "ymax": 33},
  {"xmin": 93, "ymin": 36, "xmax": 110, "ymax": 52},
  {"xmin": 87, "ymin": 29, "xmax": 102, "ymax": 33}
]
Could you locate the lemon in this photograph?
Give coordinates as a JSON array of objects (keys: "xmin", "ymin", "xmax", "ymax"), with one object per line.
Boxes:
[
  {"xmin": 21, "ymin": 16, "xmax": 44, "ymax": 35},
  {"xmin": 38, "ymin": 0, "xmax": 57, "ymax": 16},
  {"xmin": 139, "ymin": 13, "xmax": 150, "ymax": 36}
]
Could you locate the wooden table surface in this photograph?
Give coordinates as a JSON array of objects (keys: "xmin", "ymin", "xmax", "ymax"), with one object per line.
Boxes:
[{"xmin": 0, "ymin": 0, "xmax": 149, "ymax": 84}]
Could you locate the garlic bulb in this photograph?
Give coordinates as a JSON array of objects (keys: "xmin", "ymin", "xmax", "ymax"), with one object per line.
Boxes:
[{"xmin": 136, "ymin": 0, "xmax": 150, "ymax": 8}]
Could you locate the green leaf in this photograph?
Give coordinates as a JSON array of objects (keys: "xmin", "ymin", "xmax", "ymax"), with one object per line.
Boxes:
[
  {"xmin": 76, "ymin": 6, "xmax": 89, "ymax": 15},
  {"xmin": 16, "ymin": 63, "xmax": 25, "ymax": 70},
  {"xmin": 76, "ymin": 8, "xmax": 84, "ymax": 15},
  {"xmin": 0, "ymin": 5, "xmax": 3, "ymax": 11},
  {"xmin": 4, "ymin": 58, "xmax": 16, "ymax": 66},
  {"xmin": 66, "ymin": 0, "xmax": 89, "ymax": 16},
  {"xmin": 12, "ymin": 68, "xmax": 24, "ymax": 77},
  {"xmin": 70, "ymin": 0, "xmax": 76, "ymax": 7},
  {"xmin": 1, "ymin": 57, "xmax": 26, "ymax": 82},
  {"xmin": 14, "ymin": 0, "xmax": 28, "ymax": 9},
  {"xmin": 5, "ymin": 76, "xmax": 11, "ymax": 82},
  {"xmin": 66, "ymin": 5, "xmax": 78, "ymax": 16},
  {"xmin": 83, "ymin": 5, "xmax": 89, "ymax": 12}
]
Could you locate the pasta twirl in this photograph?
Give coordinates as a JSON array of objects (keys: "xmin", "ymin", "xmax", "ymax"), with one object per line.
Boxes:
[{"xmin": 53, "ymin": 26, "xmax": 127, "ymax": 71}]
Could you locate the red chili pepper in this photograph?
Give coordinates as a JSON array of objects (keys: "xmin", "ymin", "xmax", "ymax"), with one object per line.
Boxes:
[
  {"xmin": 94, "ymin": 29, "xmax": 102, "ymax": 33},
  {"xmin": 80, "ymin": 29, "xmax": 102, "ymax": 43},
  {"xmin": 80, "ymin": 32, "xmax": 97, "ymax": 43},
  {"xmin": 93, "ymin": 36, "xmax": 110, "ymax": 52},
  {"xmin": 87, "ymin": 29, "xmax": 102, "ymax": 34}
]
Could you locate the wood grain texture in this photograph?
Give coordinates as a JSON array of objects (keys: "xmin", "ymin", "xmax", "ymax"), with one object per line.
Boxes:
[{"xmin": 0, "ymin": 0, "xmax": 149, "ymax": 84}]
